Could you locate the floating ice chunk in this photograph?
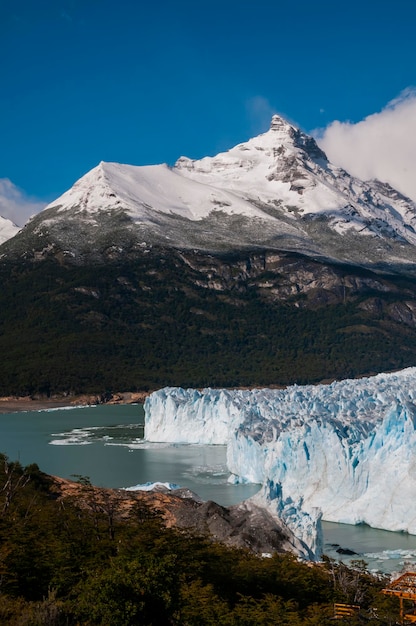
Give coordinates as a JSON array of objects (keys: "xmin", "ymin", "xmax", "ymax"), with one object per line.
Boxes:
[{"xmin": 123, "ymin": 481, "xmax": 181, "ymax": 491}]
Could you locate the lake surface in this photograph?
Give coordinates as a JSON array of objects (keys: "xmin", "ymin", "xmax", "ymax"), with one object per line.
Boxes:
[
  {"xmin": 0, "ymin": 404, "xmax": 259, "ymax": 504},
  {"xmin": 0, "ymin": 403, "xmax": 415, "ymax": 574}
]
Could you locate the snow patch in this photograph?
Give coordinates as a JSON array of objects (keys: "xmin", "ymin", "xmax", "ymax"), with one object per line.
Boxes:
[
  {"xmin": 0, "ymin": 215, "xmax": 20, "ymax": 244},
  {"xmin": 47, "ymin": 162, "xmax": 273, "ymax": 224}
]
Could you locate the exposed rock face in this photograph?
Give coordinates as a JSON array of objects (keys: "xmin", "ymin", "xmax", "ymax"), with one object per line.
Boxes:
[
  {"xmin": 176, "ymin": 249, "xmax": 396, "ymax": 306},
  {"xmin": 165, "ymin": 248, "xmax": 416, "ymax": 328},
  {"xmin": 49, "ymin": 476, "xmax": 309, "ymax": 558}
]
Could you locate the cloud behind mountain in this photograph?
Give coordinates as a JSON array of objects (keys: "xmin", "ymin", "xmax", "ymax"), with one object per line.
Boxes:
[
  {"xmin": 315, "ymin": 89, "xmax": 416, "ymax": 202},
  {"xmin": 0, "ymin": 179, "xmax": 46, "ymax": 226}
]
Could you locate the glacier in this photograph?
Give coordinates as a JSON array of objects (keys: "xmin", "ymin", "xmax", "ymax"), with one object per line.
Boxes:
[{"xmin": 144, "ymin": 368, "xmax": 416, "ymax": 559}]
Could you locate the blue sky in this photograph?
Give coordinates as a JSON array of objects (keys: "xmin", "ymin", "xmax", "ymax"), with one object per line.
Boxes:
[{"xmin": 1, "ymin": 0, "xmax": 416, "ymax": 223}]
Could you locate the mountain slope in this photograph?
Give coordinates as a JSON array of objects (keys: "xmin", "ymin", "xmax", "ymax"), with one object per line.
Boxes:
[{"xmin": 1, "ymin": 247, "xmax": 416, "ymax": 397}]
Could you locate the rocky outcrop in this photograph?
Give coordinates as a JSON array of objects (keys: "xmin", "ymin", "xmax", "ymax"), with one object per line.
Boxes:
[
  {"xmin": 174, "ymin": 248, "xmax": 416, "ymax": 317},
  {"xmin": 50, "ymin": 476, "xmax": 307, "ymax": 557}
]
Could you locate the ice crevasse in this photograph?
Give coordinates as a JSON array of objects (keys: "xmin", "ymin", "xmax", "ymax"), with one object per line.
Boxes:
[{"xmin": 144, "ymin": 368, "xmax": 416, "ymax": 558}]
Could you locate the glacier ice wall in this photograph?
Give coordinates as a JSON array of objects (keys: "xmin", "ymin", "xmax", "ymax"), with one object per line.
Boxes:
[{"xmin": 144, "ymin": 368, "xmax": 416, "ymax": 556}]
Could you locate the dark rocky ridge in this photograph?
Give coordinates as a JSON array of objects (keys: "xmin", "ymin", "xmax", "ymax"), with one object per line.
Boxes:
[{"xmin": 50, "ymin": 476, "xmax": 304, "ymax": 557}]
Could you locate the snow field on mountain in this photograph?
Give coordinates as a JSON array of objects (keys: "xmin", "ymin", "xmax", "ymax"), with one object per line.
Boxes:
[
  {"xmin": 47, "ymin": 161, "xmax": 273, "ymax": 223},
  {"xmin": 0, "ymin": 215, "xmax": 19, "ymax": 244},
  {"xmin": 144, "ymin": 368, "xmax": 416, "ymax": 556}
]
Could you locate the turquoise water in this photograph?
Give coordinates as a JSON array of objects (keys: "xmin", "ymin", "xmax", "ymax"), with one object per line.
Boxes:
[
  {"xmin": 0, "ymin": 404, "xmax": 259, "ymax": 504},
  {"xmin": 0, "ymin": 403, "xmax": 415, "ymax": 573},
  {"xmin": 322, "ymin": 521, "xmax": 416, "ymax": 574}
]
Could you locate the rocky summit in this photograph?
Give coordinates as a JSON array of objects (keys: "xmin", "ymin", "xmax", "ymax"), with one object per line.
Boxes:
[{"xmin": 0, "ymin": 116, "xmax": 416, "ymax": 396}]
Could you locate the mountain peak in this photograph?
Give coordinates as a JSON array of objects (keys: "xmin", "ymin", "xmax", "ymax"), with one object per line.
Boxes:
[{"xmin": 269, "ymin": 114, "xmax": 294, "ymax": 132}]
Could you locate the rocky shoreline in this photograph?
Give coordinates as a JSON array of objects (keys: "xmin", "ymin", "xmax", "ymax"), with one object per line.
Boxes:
[{"xmin": 0, "ymin": 391, "xmax": 151, "ymax": 414}]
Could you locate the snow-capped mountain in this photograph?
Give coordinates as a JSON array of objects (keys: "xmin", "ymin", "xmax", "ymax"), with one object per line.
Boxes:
[
  {"xmin": 3, "ymin": 115, "xmax": 416, "ymax": 273},
  {"xmin": 0, "ymin": 215, "xmax": 19, "ymax": 245}
]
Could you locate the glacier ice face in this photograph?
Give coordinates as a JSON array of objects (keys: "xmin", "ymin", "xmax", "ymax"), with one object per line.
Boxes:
[
  {"xmin": 144, "ymin": 387, "xmax": 246, "ymax": 444},
  {"xmin": 144, "ymin": 367, "xmax": 416, "ymax": 558}
]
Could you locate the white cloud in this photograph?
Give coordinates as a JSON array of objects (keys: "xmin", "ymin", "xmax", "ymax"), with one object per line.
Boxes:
[
  {"xmin": 0, "ymin": 179, "xmax": 46, "ymax": 226},
  {"xmin": 315, "ymin": 88, "xmax": 416, "ymax": 202},
  {"xmin": 245, "ymin": 96, "xmax": 277, "ymax": 134}
]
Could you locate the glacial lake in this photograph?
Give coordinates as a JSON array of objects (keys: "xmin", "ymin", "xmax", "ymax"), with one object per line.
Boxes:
[{"xmin": 0, "ymin": 403, "xmax": 415, "ymax": 575}]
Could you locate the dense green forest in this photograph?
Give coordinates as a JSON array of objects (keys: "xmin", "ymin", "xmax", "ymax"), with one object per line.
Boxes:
[
  {"xmin": 0, "ymin": 249, "xmax": 416, "ymax": 396},
  {"xmin": 0, "ymin": 454, "xmax": 404, "ymax": 625}
]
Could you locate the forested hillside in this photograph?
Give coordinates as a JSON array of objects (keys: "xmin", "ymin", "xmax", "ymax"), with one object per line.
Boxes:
[{"xmin": 1, "ymin": 249, "xmax": 416, "ymax": 397}]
